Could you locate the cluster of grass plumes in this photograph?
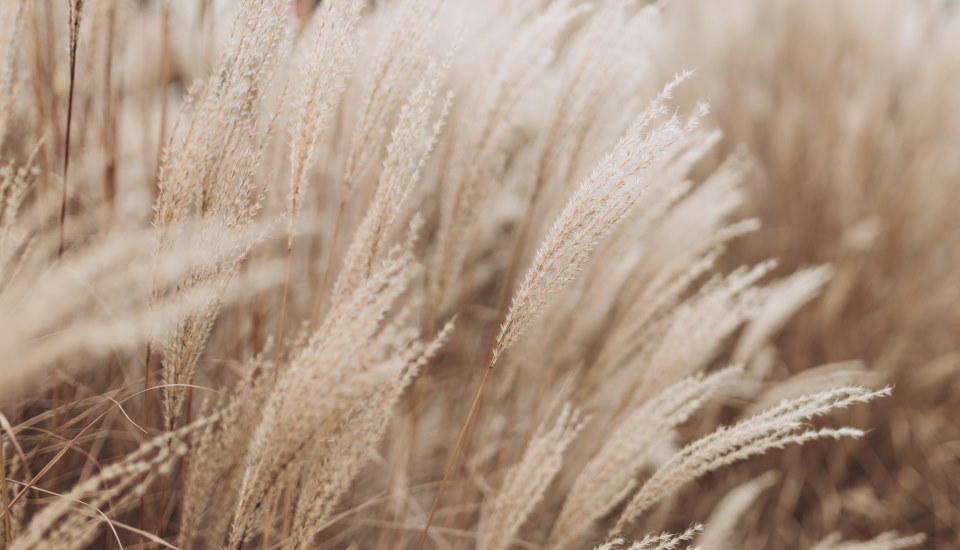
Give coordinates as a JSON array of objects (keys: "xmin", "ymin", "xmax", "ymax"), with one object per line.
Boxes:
[
  {"xmin": 0, "ymin": 0, "xmax": 955, "ymax": 549},
  {"xmin": 656, "ymin": 0, "xmax": 960, "ymax": 546}
]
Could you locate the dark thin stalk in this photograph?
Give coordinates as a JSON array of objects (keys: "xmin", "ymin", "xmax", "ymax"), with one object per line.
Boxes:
[
  {"xmin": 140, "ymin": 343, "xmax": 153, "ymax": 550},
  {"xmin": 1, "ymin": 432, "xmax": 12, "ymax": 545},
  {"xmin": 273, "ymin": 243, "xmax": 294, "ymax": 380},
  {"xmin": 60, "ymin": 0, "xmax": 85, "ymax": 257},
  {"xmin": 101, "ymin": 3, "xmax": 118, "ymax": 216}
]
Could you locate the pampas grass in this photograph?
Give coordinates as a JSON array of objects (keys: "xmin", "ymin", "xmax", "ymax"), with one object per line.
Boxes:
[{"xmin": 0, "ymin": 0, "xmax": 955, "ymax": 548}]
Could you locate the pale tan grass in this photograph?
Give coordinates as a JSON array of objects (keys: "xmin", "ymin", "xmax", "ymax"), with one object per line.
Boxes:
[{"xmin": 0, "ymin": 1, "xmax": 950, "ymax": 548}]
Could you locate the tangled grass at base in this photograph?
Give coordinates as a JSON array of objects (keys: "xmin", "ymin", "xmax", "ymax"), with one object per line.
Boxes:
[{"xmin": 1, "ymin": 0, "xmax": 958, "ymax": 548}]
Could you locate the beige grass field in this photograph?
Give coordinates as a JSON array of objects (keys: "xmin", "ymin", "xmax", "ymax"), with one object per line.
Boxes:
[{"xmin": 0, "ymin": 0, "xmax": 958, "ymax": 548}]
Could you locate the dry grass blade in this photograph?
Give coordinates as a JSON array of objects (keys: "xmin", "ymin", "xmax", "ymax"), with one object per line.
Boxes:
[
  {"xmin": 152, "ymin": 0, "xmax": 292, "ymax": 429},
  {"xmin": 1, "ymin": 434, "xmax": 12, "ymax": 545},
  {"xmin": 550, "ymin": 367, "xmax": 740, "ymax": 549},
  {"xmin": 493, "ymin": 72, "xmax": 705, "ymax": 364},
  {"xmin": 275, "ymin": 0, "xmax": 364, "ymax": 366},
  {"xmin": 9, "ymin": 422, "xmax": 202, "ymax": 550},
  {"xmin": 228, "ymin": 222, "xmax": 440, "ymax": 549},
  {"xmin": 331, "ymin": 55, "xmax": 453, "ymax": 306},
  {"xmin": 696, "ymin": 471, "xmax": 779, "ymax": 548},
  {"xmin": 611, "ymin": 386, "xmax": 892, "ymax": 535},
  {"xmin": 483, "ymin": 404, "xmax": 584, "ymax": 550},
  {"xmin": 592, "ymin": 524, "xmax": 703, "ymax": 550},
  {"xmin": 419, "ymin": 72, "xmax": 708, "ymax": 550},
  {"xmin": 811, "ymin": 531, "xmax": 927, "ymax": 550},
  {"xmin": 59, "ymin": 0, "xmax": 85, "ymax": 257}
]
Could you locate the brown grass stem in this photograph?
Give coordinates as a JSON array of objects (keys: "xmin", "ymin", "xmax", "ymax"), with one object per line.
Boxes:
[
  {"xmin": 60, "ymin": 0, "xmax": 84, "ymax": 258},
  {"xmin": 416, "ymin": 363, "xmax": 493, "ymax": 550},
  {"xmin": 273, "ymin": 243, "xmax": 295, "ymax": 378},
  {"xmin": 1, "ymin": 431, "xmax": 12, "ymax": 544}
]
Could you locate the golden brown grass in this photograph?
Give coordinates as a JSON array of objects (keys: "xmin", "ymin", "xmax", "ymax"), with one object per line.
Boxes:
[{"xmin": 0, "ymin": 0, "xmax": 956, "ymax": 549}]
